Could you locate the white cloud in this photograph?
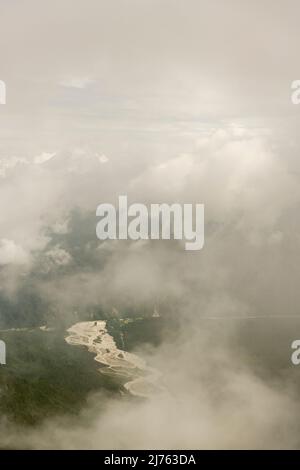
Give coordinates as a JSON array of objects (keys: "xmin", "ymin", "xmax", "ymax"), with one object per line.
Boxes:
[
  {"xmin": 60, "ymin": 77, "xmax": 94, "ymax": 89},
  {"xmin": 45, "ymin": 246, "xmax": 72, "ymax": 266},
  {"xmin": 0, "ymin": 239, "xmax": 30, "ymax": 266},
  {"xmin": 34, "ymin": 152, "xmax": 56, "ymax": 165},
  {"xmin": 97, "ymin": 154, "xmax": 109, "ymax": 164}
]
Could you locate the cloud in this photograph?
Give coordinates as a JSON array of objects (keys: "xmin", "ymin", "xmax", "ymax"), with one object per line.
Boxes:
[
  {"xmin": 97, "ymin": 154, "xmax": 109, "ymax": 164},
  {"xmin": 45, "ymin": 246, "xmax": 72, "ymax": 266},
  {"xmin": 0, "ymin": 0, "xmax": 300, "ymax": 450},
  {"xmin": 34, "ymin": 152, "xmax": 56, "ymax": 165},
  {"xmin": 0, "ymin": 239, "xmax": 30, "ymax": 266},
  {"xmin": 1, "ymin": 321, "xmax": 300, "ymax": 450},
  {"xmin": 60, "ymin": 77, "xmax": 95, "ymax": 89}
]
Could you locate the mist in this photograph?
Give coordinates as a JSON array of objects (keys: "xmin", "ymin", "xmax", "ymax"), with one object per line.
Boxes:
[{"xmin": 0, "ymin": 0, "xmax": 300, "ymax": 449}]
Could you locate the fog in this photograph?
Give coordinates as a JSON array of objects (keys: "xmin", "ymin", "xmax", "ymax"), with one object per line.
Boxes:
[{"xmin": 0, "ymin": 0, "xmax": 300, "ymax": 449}]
